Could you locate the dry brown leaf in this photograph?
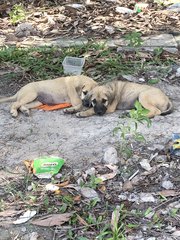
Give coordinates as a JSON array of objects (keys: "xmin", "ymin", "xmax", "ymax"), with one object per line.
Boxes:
[
  {"xmin": 57, "ymin": 180, "xmax": 69, "ymax": 187},
  {"xmin": 0, "ymin": 209, "xmax": 23, "ymax": 217},
  {"xmin": 122, "ymin": 180, "xmax": 133, "ymax": 191},
  {"xmin": 98, "ymin": 185, "xmax": 106, "ymax": 193},
  {"xmin": 76, "ymin": 214, "xmax": 89, "ymax": 226},
  {"xmin": 111, "ymin": 206, "xmax": 120, "ymax": 232},
  {"xmin": 23, "ymin": 160, "xmax": 34, "ymax": 173},
  {"xmin": 158, "ymin": 190, "xmax": 180, "ymax": 197},
  {"xmin": 31, "ymin": 213, "xmax": 73, "ymax": 226},
  {"xmin": 73, "ymin": 195, "xmax": 81, "ymax": 201}
]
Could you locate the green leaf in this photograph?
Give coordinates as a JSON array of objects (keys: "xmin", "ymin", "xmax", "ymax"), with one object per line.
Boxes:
[{"xmin": 148, "ymin": 79, "xmax": 160, "ymax": 85}]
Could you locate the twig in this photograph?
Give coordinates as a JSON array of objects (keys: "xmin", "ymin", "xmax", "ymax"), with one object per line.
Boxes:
[
  {"xmin": 152, "ymin": 195, "xmax": 180, "ymax": 211},
  {"xmin": 128, "ymin": 170, "xmax": 139, "ymax": 181}
]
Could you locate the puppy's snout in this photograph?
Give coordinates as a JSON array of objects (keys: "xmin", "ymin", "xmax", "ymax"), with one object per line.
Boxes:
[
  {"xmin": 82, "ymin": 98, "xmax": 90, "ymax": 107},
  {"xmin": 94, "ymin": 104, "xmax": 107, "ymax": 116}
]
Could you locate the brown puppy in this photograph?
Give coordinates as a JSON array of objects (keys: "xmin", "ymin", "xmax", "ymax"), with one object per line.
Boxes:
[
  {"xmin": 74, "ymin": 80, "xmax": 173, "ymax": 118},
  {"xmin": 0, "ymin": 75, "xmax": 97, "ymax": 117}
]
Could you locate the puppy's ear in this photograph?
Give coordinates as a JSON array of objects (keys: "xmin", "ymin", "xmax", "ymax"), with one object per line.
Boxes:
[
  {"xmin": 105, "ymin": 87, "xmax": 115, "ymax": 104},
  {"xmin": 86, "ymin": 92, "xmax": 93, "ymax": 107}
]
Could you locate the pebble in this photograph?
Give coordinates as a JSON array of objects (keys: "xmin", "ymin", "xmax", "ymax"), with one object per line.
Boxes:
[
  {"xmin": 80, "ymin": 187, "xmax": 100, "ymax": 201},
  {"xmin": 139, "ymin": 193, "xmax": 156, "ymax": 203},
  {"xmin": 116, "ymin": 7, "xmax": 133, "ymax": 14},
  {"xmin": 140, "ymin": 159, "xmax": 152, "ymax": 171},
  {"xmin": 103, "ymin": 146, "xmax": 119, "ymax": 164},
  {"xmin": 162, "ymin": 180, "xmax": 174, "ymax": 189},
  {"xmin": 175, "ymin": 67, "xmax": 180, "ymax": 77}
]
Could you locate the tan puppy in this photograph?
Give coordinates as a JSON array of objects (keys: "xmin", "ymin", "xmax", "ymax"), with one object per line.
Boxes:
[
  {"xmin": 0, "ymin": 75, "xmax": 97, "ymax": 117},
  {"xmin": 74, "ymin": 80, "xmax": 173, "ymax": 118}
]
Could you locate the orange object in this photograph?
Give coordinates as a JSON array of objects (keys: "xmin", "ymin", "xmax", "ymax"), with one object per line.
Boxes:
[{"xmin": 35, "ymin": 103, "xmax": 72, "ymax": 111}]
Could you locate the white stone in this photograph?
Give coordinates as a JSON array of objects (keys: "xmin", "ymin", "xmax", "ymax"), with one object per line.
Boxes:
[
  {"xmin": 175, "ymin": 67, "xmax": 180, "ymax": 77},
  {"xmin": 162, "ymin": 180, "xmax": 174, "ymax": 189},
  {"xmin": 139, "ymin": 193, "xmax": 156, "ymax": 203},
  {"xmin": 116, "ymin": 7, "xmax": 133, "ymax": 14},
  {"xmin": 103, "ymin": 146, "xmax": 119, "ymax": 165},
  {"xmin": 140, "ymin": 159, "xmax": 152, "ymax": 171},
  {"xmin": 80, "ymin": 187, "xmax": 100, "ymax": 200}
]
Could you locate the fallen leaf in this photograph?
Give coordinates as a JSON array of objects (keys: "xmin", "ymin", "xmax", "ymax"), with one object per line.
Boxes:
[
  {"xmin": 73, "ymin": 195, "xmax": 81, "ymax": 201},
  {"xmin": 13, "ymin": 210, "xmax": 36, "ymax": 224},
  {"xmin": 122, "ymin": 180, "xmax": 133, "ymax": 191},
  {"xmin": 32, "ymin": 213, "xmax": 72, "ymax": 226},
  {"xmin": 0, "ymin": 209, "xmax": 23, "ymax": 217},
  {"xmin": 111, "ymin": 206, "xmax": 120, "ymax": 232},
  {"xmin": 98, "ymin": 185, "xmax": 106, "ymax": 193},
  {"xmin": 158, "ymin": 190, "xmax": 180, "ymax": 197},
  {"xmin": 23, "ymin": 160, "xmax": 34, "ymax": 173},
  {"xmin": 57, "ymin": 180, "xmax": 69, "ymax": 187},
  {"xmin": 97, "ymin": 164, "xmax": 118, "ymax": 181},
  {"xmin": 76, "ymin": 214, "xmax": 89, "ymax": 226}
]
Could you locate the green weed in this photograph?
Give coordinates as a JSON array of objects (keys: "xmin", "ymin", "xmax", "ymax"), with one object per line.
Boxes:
[
  {"xmin": 113, "ymin": 101, "xmax": 151, "ymax": 159},
  {"xmin": 9, "ymin": 4, "xmax": 26, "ymax": 24},
  {"xmin": 124, "ymin": 32, "xmax": 143, "ymax": 48}
]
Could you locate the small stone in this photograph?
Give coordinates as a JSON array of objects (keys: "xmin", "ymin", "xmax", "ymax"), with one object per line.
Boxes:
[
  {"xmin": 116, "ymin": 7, "xmax": 133, "ymax": 14},
  {"xmin": 155, "ymin": 154, "xmax": 167, "ymax": 162},
  {"xmin": 147, "ymin": 238, "xmax": 156, "ymax": 240},
  {"xmin": 80, "ymin": 187, "xmax": 100, "ymax": 200},
  {"xmin": 27, "ymin": 185, "xmax": 33, "ymax": 191},
  {"xmin": 103, "ymin": 146, "xmax": 119, "ymax": 165},
  {"xmin": 139, "ymin": 193, "xmax": 156, "ymax": 203},
  {"xmin": 139, "ymin": 159, "xmax": 152, "ymax": 171},
  {"xmin": 162, "ymin": 180, "xmax": 174, "ymax": 189},
  {"xmin": 139, "ymin": 78, "xmax": 145, "ymax": 82},
  {"xmin": 105, "ymin": 25, "xmax": 115, "ymax": 35},
  {"xmin": 21, "ymin": 226, "xmax": 26, "ymax": 232},
  {"xmin": 175, "ymin": 67, "xmax": 180, "ymax": 77},
  {"xmin": 66, "ymin": 4, "xmax": 85, "ymax": 9},
  {"xmin": 118, "ymin": 194, "xmax": 127, "ymax": 201},
  {"xmin": 15, "ymin": 23, "xmax": 37, "ymax": 38}
]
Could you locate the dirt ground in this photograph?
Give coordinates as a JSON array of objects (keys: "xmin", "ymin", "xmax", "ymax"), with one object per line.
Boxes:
[
  {"xmin": 0, "ymin": 79, "xmax": 180, "ymax": 239},
  {"xmin": 0, "ymin": 81, "xmax": 179, "ymax": 168}
]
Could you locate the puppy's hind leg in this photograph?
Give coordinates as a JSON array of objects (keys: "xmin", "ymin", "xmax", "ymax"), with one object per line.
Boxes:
[
  {"xmin": 139, "ymin": 94, "xmax": 161, "ymax": 118},
  {"xmin": 19, "ymin": 100, "xmax": 42, "ymax": 116},
  {"xmin": 10, "ymin": 93, "xmax": 38, "ymax": 117}
]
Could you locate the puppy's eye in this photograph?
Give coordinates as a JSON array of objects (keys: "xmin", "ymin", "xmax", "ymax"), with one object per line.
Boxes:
[
  {"xmin": 83, "ymin": 91, "xmax": 88, "ymax": 95},
  {"xmin": 102, "ymin": 98, "xmax": 107, "ymax": 103},
  {"xmin": 92, "ymin": 99, "xmax": 96, "ymax": 104}
]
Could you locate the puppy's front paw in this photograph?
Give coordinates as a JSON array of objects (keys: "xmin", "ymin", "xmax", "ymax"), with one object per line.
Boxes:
[
  {"xmin": 64, "ymin": 108, "xmax": 76, "ymax": 114},
  {"xmin": 10, "ymin": 110, "xmax": 18, "ymax": 118},
  {"xmin": 75, "ymin": 112, "xmax": 85, "ymax": 118}
]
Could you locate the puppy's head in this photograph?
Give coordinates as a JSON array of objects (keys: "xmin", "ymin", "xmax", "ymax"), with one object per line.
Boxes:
[
  {"xmin": 80, "ymin": 82, "xmax": 97, "ymax": 102},
  {"xmin": 83, "ymin": 85, "xmax": 113, "ymax": 116}
]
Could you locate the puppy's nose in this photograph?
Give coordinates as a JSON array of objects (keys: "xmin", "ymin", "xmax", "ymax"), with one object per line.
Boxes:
[
  {"xmin": 82, "ymin": 99, "xmax": 89, "ymax": 107},
  {"xmin": 96, "ymin": 110, "xmax": 104, "ymax": 116}
]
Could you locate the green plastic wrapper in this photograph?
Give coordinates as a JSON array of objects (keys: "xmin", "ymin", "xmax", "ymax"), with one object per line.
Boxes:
[{"xmin": 33, "ymin": 156, "xmax": 65, "ymax": 178}]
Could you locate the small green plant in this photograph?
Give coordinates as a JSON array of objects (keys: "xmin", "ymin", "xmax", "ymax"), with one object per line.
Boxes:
[
  {"xmin": 97, "ymin": 204, "xmax": 127, "ymax": 240},
  {"xmin": 86, "ymin": 175, "xmax": 102, "ymax": 189},
  {"xmin": 148, "ymin": 78, "xmax": 160, "ymax": 85},
  {"xmin": 9, "ymin": 4, "xmax": 26, "ymax": 24},
  {"xmin": 113, "ymin": 101, "xmax": 151, "ymax": 159},
  {"xmin": 124, "ymin": 32, "xmax": 143, "ymax": 48}
]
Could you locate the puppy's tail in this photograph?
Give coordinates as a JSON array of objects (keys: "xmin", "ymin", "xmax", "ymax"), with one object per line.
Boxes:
[
  {"xmin": 0, "ymin": 93, "xmax": 17, "ymax": 103},
  {"xmin": 161, "ymin": 100, "xmax": 173, "ymax": 116}
]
